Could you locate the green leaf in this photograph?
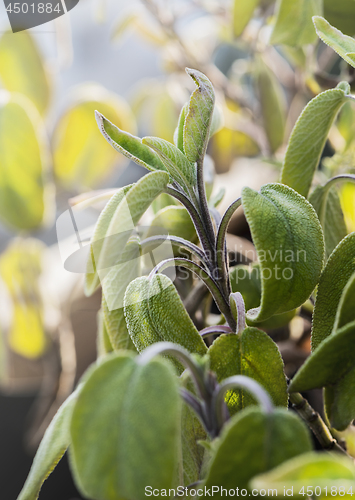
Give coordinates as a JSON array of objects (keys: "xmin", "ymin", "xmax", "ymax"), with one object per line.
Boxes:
[
  {"xmin": 230, "ymin": 265, "xmax": 261, "ymax": 313},
  {"xmin": 0, "ymin": 238, "xmax": 46, "ymax": 359},
  {"xmin": 313, "ymin": 16, "xmax": 355, "ymax": 68},
  {"xmin": 270, "ymin": 0, "xmax": 322, "ymax": 47},
  {"xmin": 97, "ymin": 309, "xmax": 114, "ymax": 357},
  {"xmin": 311, "ymin": 233, "xmax": 355, "ymax": 350},
  {"xmin": 233, "ymin": 0, "xmax": 259, "ymax": 37},
  {"xmin": 17, "ymin": 391, "xmax": 78, "ymax": 500},
  {"xmin": 290, "ymin": 320, "xmax": 355, "ymax": 430},
  {"xmin": 334, "ymin": 271, "xmax": 355, "ymax": 331},
  {"xmin": 256, "ymin": 58, "xmax": 286, "ymax": 153},
  {"xmin": 280, "ymin": 82, "xmax": 350, "ymax": 198},
  {"xmin": 309, "ymin": 184, "xmax": 347, "ymax": 258},
  {"xmin": 204, "ymin": 407, "xmax": 312, "ymax": 493},
  {"xmin": 174, "ymin": 103, "xmax": 188, "ymax": 153},
  {"xmin": 251, "ymin": 452, "xmax": 355, "ymax": 493},
  {"xmin": 324, "ymin": 0, "xmax": 355, "ymax": 36},
  {"xmin": 229, "ymin": 264, "xmax": 296, "ymax": 329},
  {"xmin": 100, "ymin": 236, "xmax": 142, "ymax": 317},
  {"xmin": 151, "ymin": 193, "xmax": 179, "ymax": 214},
  {"xmin": 0, "ymin": 31, "xmax": 50, "ymax": 114},
  {"xmin": 174, "ymin": 103, "xmax": 222, "ymax": 154},
  {"xmin": 180, "ymin": 374, "xmax": 206, "ymax": 485},
  {"xmin": 102, "ymin": 296, "xmax": 135, "ymax": 351},
  {"xmin": 53, "ymin": 88, "xmax": 137, "ymax": 189},
  {"xmin": 147, "ymin": 206, "xmax": 197, "ymax": 243},
  {"xmin": 0, "ymin": 93, "xmax": 52, "ymax": 231},
  {"xmin": 184, "ymin": 69, "xmax": 215, "ymax": 165},
  {"xmin": 84, "ymin": 185, "xmax": 134, "ymax": 296},
  {"xmin": 241, "ymin": 183, "xmax": 324, "ymax": 322},
  {"xmin": 142, "ymin": 137, "xmax": 196, "ymax": 192},
  {"xmin": 85, "ymin": 171, "xmax": 169, "ymax": 296},
  {"xmin": 70, "ymin": 352, "xmax": 181, "ymax": 500},
  {"xmin": 95, "ymin": 111, "xmax": 166, "ymax": 172},
  {"xmin": 291, "ymin": 321, "xmax": 355, "ymax": 393},
  {"xmin": 208, "ymin": 331, "xmax": 288, "ymax": 414},
  {"xmin": 324, "ymin": 366, "xmax": 355, "ymax": 431},
  {"xmin": 124, "ymin": 275, "xmax": 207, "ymax": 368}
]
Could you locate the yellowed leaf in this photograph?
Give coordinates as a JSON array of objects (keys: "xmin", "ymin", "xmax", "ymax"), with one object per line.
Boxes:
[
  {"xmin": 0, "ymin": 91, "xmax": 52, "ymax": 231},
  {"xmin": 0, "ymin": 238, "xmax": 46, "ymax": 359},
  {"xmin": 53, "ymin": 85, "xmax": 136, "ymax": 190},
  {"xmin": 0, "ymin": 31, "xmax": 50, "ymax": 115}
]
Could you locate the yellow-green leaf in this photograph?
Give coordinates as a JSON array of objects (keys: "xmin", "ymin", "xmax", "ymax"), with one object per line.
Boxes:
[
  {"xmin": 0, "ymin": 92, "xmax": 52, "ymax": 231},
  {"xmin": 0, "ymin": 31, "xmax": 50, "ymax": 114},
  {"xmin": 313, "ymin": 16, "xmax": 355, "ymax": 68},
  {"xmin": 242, "ymin": 183, "xmax": 324, "ymax": 322},
  {"xmin": 256, "ymin": 58, "xmax": 286, "ymax": 153},
  {"xmin": 204, "ymin": 407, "xmax": 312, "ymax": 494},
  {"xmin": 281, "ymin": 82, "xmax": 350, "ymax": 198},
  {"xmin": 17, "ymin": 391, "xmax": 78, "ymax": 500},
  {"xmin": 251, "ymin": 452, "xmax": 355, "ymax": 493},
  {"xmin": 70, "ymin": 352, "xmax": 181, "ymax": 500},
  {"xmin": 233, "ymin": 0, "xmax": 260, "ymax": 37},
  {"xmin": 53, "ymin": 85, "xmax": 136, "ymax": 189},
  {"xmin": 311, "ymin": 233, "xmax": 355, "ymax": 350},
  {"xmin": 271, "ymin": 0, "xmax": 322, "ymax": 47},
  {"xmin": 324, "ymin": 0, "xmax": 355, "ymax": 36},
  {"xmin": 124, "ymin": 275, "xmax": 207, "ymax": 371},
  {"xmin": 208, "ymin": 331, "xmax": 287, "ymax": 414},
  {"xmin": 0, "ymin": 238, "xmax": 46, "ymax": 359}
]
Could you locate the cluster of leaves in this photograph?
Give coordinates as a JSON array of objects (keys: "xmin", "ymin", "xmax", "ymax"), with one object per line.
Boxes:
[{"xmin": 17, "ymin": 14, "xmax": 355, "ymax": 499}]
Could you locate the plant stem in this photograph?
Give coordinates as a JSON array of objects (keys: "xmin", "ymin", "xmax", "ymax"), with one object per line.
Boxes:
[
  {"xmin": 150, "ymin": 257, "xmax": 236, "ymax": 331},
  {"xmin": 289, "ymin": 391, "xmax": 348, "ymax": 455},
  {"xmin": 165, "ymin": 186, "xmax": 214, "ymax": 257},
  {"xmin": 196, "ymin": 157, "xmax": 216, "ymax": 252}
]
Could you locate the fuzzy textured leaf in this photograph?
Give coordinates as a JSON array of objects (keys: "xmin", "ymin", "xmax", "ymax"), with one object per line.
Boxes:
[
  {"xmin": 86, "ymin": 171, "xmax": 169, "ymax": 296},
  {"xmin": 290, "ymin": 321, "xmax": 355, "ymax": 430},
  {"xmin": 229, "ymin": 264, "xmax": 296, "ymax": 329},
  {"xmin": 208, "ymin": 331, "xmax": 287, "ymax": 414},
  {"xmin": 271, "ymin": 0, "xmax": 322, "ymax": 47},
  {"xmin": 84, "ymin": 185, "xmax": 133, "ymax": 296},
  {"xmin": 184, "ymin": 69, "xmax": 215, "ymax": 165},
  {"xmin": 309, "ymin": 185, "xmax": 347, "ymax": 258},
  {"xmin": 124, "ymin": 275, "xmax": 207, "ymax": 367},
  {"xmin": 242, "ymin": 183, "xmax": 324, "ymax": 322},
  {"xmin": 17, "ymin": 391, "xmax": 78, "ymax": 500},
  {"xmin": 95, "ymin": 112, "xmax": 166, "ymax": 172},
  {"xmin": 147, "ymin": 206, "xmax": 197, "ymax": 243},
  {"xmin": 102, "ymin": 295, "xmax": 135, "ymax": 351},
  {"xmin": 180, "ymin": 374, "xmax": 206, "ymax": 485},
  {"xmin": 142, "ymin": 136, "xmax": 196, "ymax": 191},
  {"xmin": 280, "ymin": 83, "xmax": 350, "ymax": 198},
  {"xmin": 291, "ymin": 321, "xmax": 355, "ymax": 392},
  {"xmin": 334, "ymin": 271, "xmax": 355, "ymax": 331},
  {"xmin": 313, "ymin": 16, "xmax": 355, "ymax": 68},
  {"xmin": 311, "ymin": 233, "xmax": 355, "ymax": 350},
  {"xmin": 70, "ymin": 353, "xmax": 181, "ymax": 500},
  {"xmin": 174, "ymin": 103, "xmax": 188, "ymax": 153},
  {"xmin": 251, "ymin": 452, "xmax": 355, "ymax": 493},
  {"xmin": 204, "ymin": 407, "xmax": 312, "ymax": 494}
]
